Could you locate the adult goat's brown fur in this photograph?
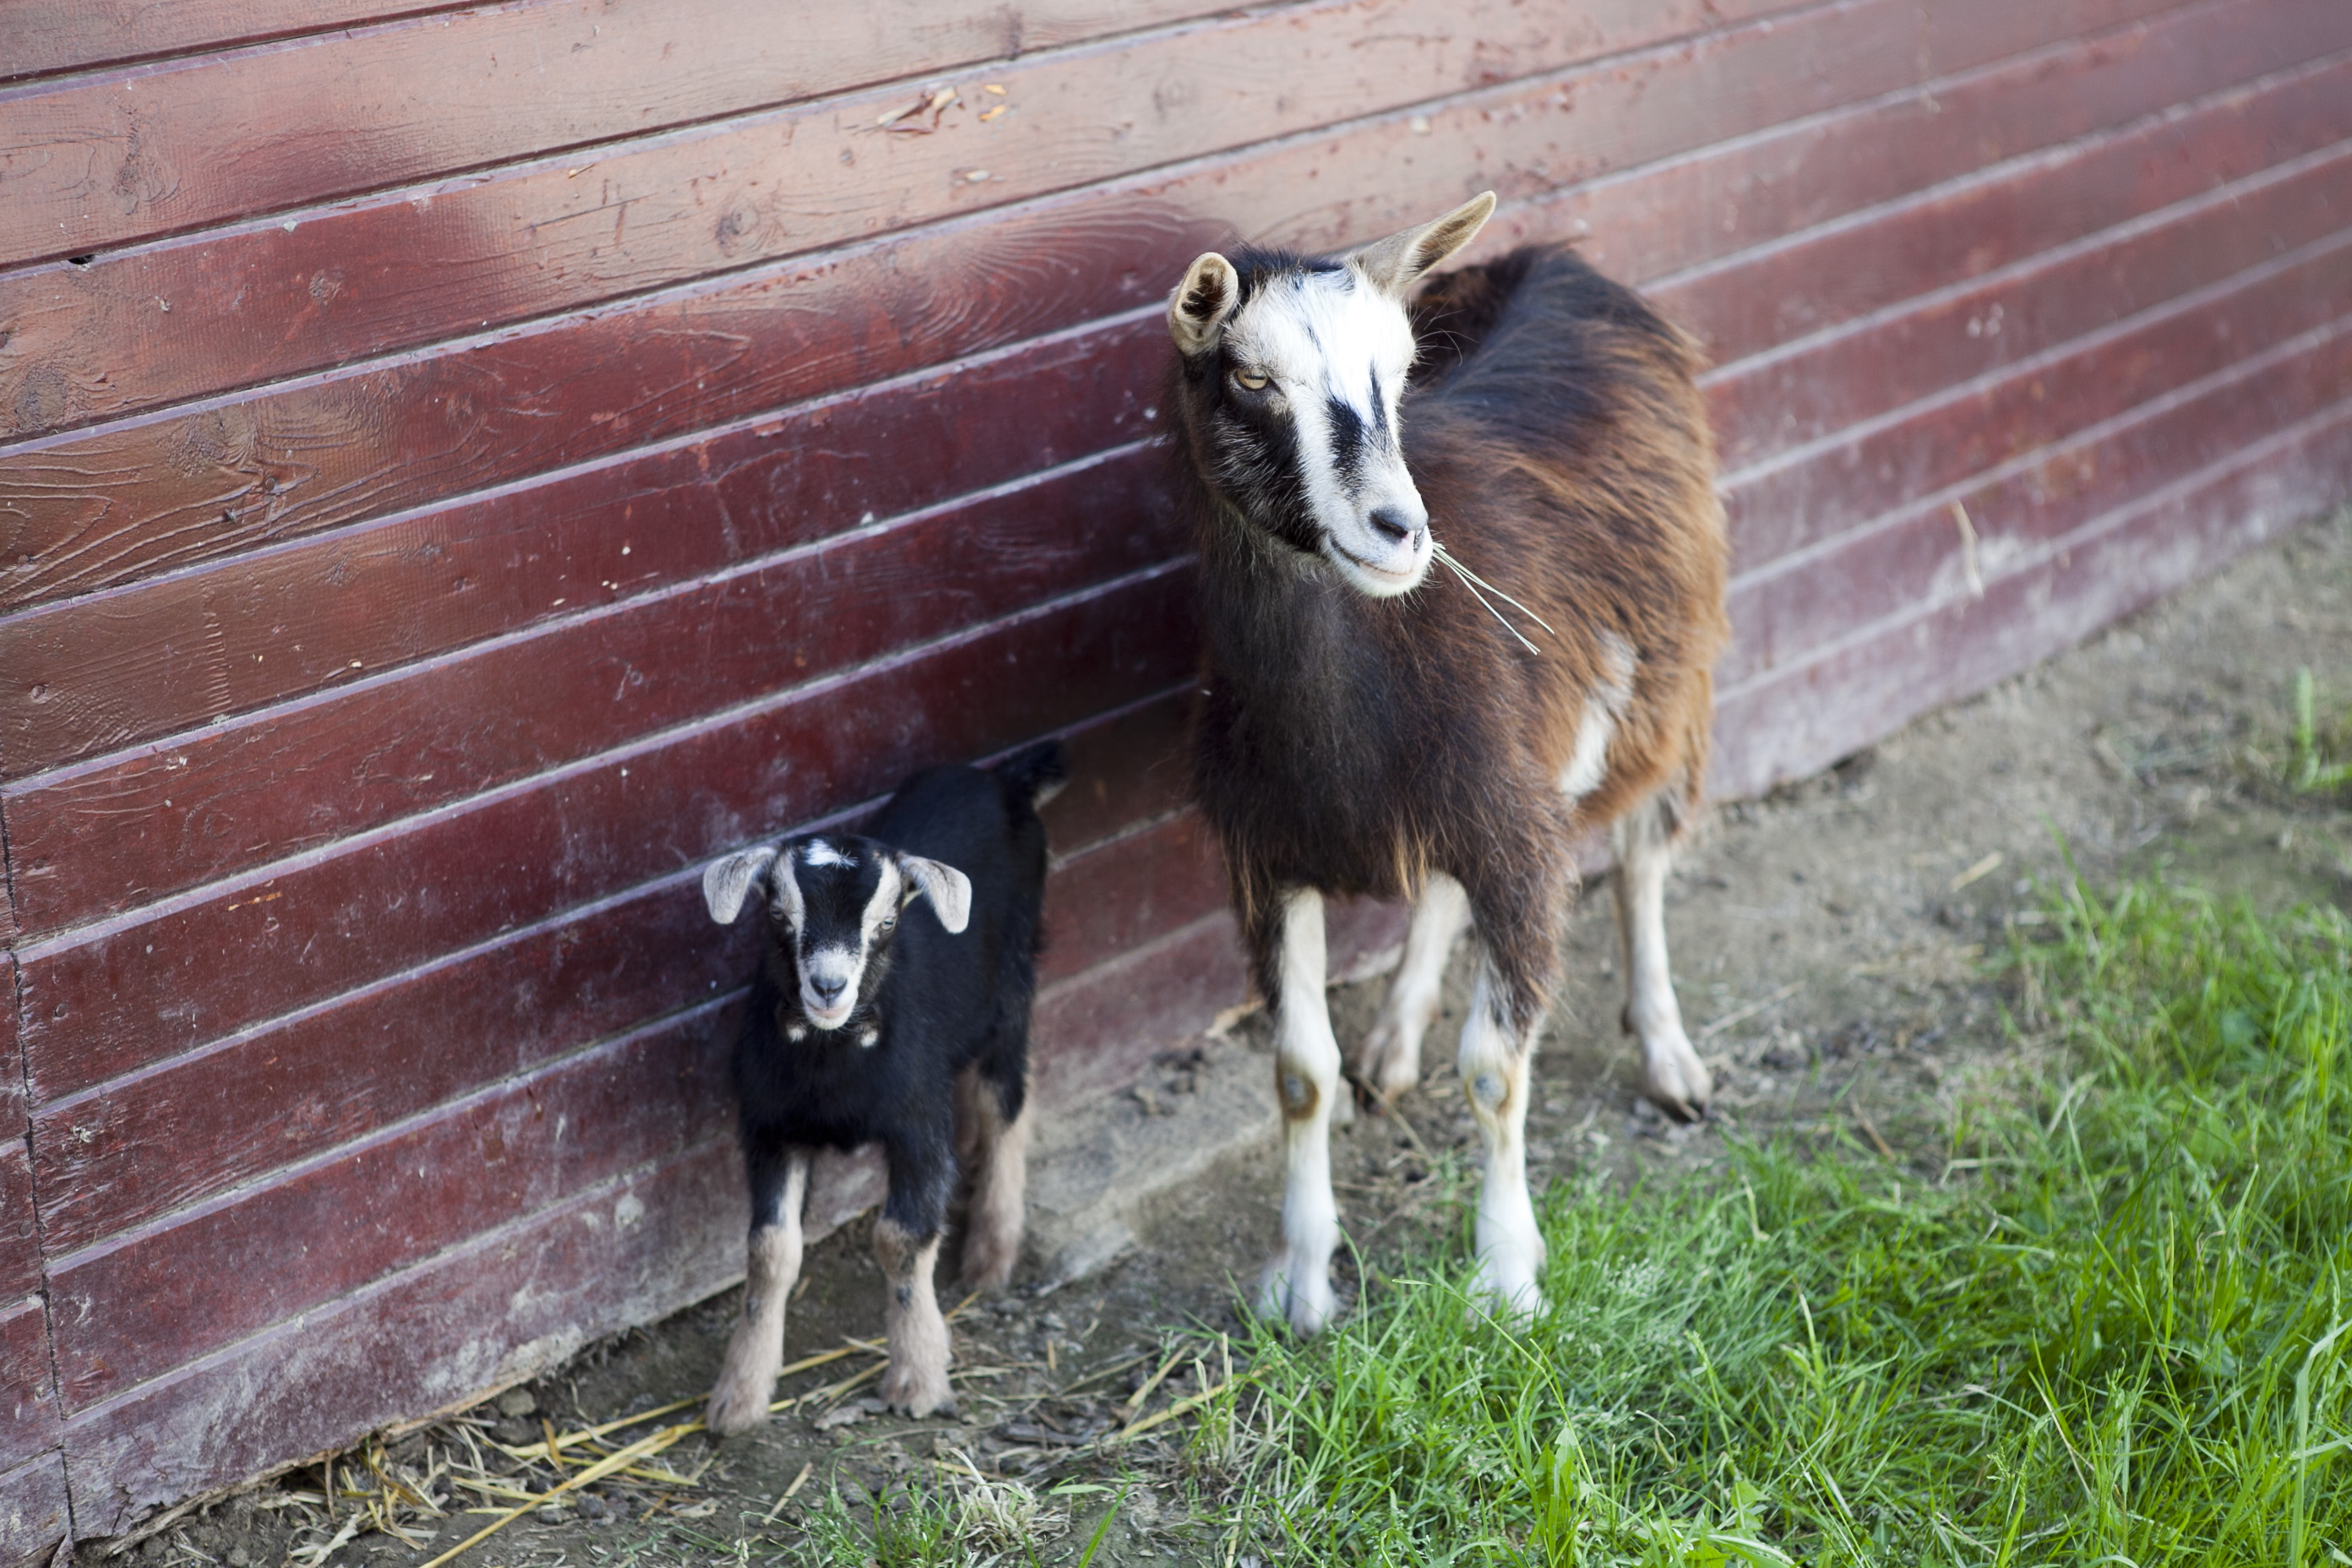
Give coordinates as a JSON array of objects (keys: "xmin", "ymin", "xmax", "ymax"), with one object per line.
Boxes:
[{"xmin": 1167, "ymin": 195, "xmax": 1729, "ymax": 1330}]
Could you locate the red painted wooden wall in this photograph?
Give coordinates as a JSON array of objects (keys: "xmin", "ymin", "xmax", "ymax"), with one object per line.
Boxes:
[{"xmin": 3, "ymin": 0, "xmax": 2348, "ymax": 1553}]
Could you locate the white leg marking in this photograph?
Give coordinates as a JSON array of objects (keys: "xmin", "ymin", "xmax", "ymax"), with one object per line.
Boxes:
[
  {"xmin": 960, "ymin": 1090, "xmax": 1030, "ymax": 1292},
  {"xmin": 1614, "ymin": 800, "xmax": 1711, "ymax": 1119},
  {"xmin": 1259, "ymin": 890, "xmax": 1343, "ymax": 1335},
  {"xmin": 875, "ymin": 1218, "xmax": 953, "ymax": 1416},
  {"xmin": 1458, "ymin": 956, "xmax": 1545, "ymax": 1320},
  {"xmin": 706, "ymin": 1154, "xmax": 807, "ymax": 1435},
  {"xmin": 1355, "ymin": 873, "xmax": 1469, "ymax": 1100}
]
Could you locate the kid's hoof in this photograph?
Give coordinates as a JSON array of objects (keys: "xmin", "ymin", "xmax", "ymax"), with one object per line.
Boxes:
[
  {"xmin": 879, "ymin": 1359, "xmax": 955, "ymax": 1418},
  {"xmin": 705, "ymin": 1320, "xmax": 781, "ymax": 1435}
]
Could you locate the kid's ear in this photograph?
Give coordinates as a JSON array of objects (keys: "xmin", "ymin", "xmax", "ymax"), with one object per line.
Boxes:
[
  {"xmin": 1169, "ymin": 251, "xmax": 1241, "ymax": 357},
  {"xmin": 897, "ymin": 855, "xmax": 972, "ymax": 934},
  {"xmin": 702, "ymin": 846, "xmax": 777, "ymax": 925},
  {"xmin": 1352, "ymin": 191, "xmax": 1497, "ymax": 297}
]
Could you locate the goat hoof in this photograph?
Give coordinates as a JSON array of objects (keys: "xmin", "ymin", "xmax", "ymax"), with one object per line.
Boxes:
[
  {"xmin": 879, "ymin": 1360, "xmax": 954, "ymax": 1418},
  {"xmin": 1257, "ymin": 1257, "xmax": 1336, "ymax": 1336},
  {"xmin": 705, "ymin": 1369, "xmax": 776, "ymax": 1436},
  {"xmin": 958, "ymin": 1236, "xmax": 1020, "ymax": 1294},
  {"xmin": 1352, "ymin": 1018, "xmax": 1424, "ymax": 1102},
  {"xmin": 1468, "ymin": 1262, "xmax": 1546, "ymax": 1326},
  {"xmin": 705, "ymin": 1320, "xmax": 782, "ymax": 1435},
  {"xmin": 1637, "ymin": 1032, "xmax": 1713, "ymax": 1122}
]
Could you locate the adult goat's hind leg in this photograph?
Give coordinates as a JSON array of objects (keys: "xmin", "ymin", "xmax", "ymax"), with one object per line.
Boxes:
[
  {"xmin": 1615, "ymin": 791, "xmax": 1711, "ymax": 1120},
  {"xmin": 1354, "ymin": 873, "xmax": 1470, "ymax": 1102},
  {"xmin": 707, "ymin": 1143, "xmax": 808, "ymax": 1435},
  {"xmin": 1457, "ymin": 947, "xmax": 1546, "ymax": 1320},
  {"xmin": 1258, "ymin": 888, "xmax": 1344, "ymax": 1334}
]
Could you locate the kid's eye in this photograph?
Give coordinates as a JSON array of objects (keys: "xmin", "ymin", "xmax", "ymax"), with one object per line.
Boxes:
[
  {"xmin": 879, "ymin": 915, "xmax": 896, "ymax": 933},
  {"xmin": 1232, "ymin": 368, "xmax": 1269, "ymax": 392}
]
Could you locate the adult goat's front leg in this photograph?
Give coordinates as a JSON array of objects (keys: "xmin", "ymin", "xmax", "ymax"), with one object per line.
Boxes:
[
  {"xmin": 1258, "ymin": 889, "xmax": 1344, "ymax": 1334},
  {"xmin": 1614, "ymin": 794, "xmax": 1711, "ymax": 1120},
  {"xmin": 1458, "ymin": 951, "xmax": 1546, "ymax": 1320},
  {"xmin": 1354, "ymin": 873, "xmax": 1469, "ymax": 1102},
  {"xmin": 707, "ymin": 1145, "xmax": 808, "ymax": 1435}
]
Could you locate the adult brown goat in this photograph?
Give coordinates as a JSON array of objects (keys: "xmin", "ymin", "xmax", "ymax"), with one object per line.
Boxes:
[{"xmin": 1168, "ymin": 193, "xmax": 1729, "ymax": 1330}]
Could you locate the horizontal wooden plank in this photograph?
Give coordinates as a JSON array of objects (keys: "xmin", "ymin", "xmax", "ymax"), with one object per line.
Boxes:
[
  {"xmin": 0, "ymin": 1450, "xmax": 69, "ymax": 1568},
  {"xmin": 48, "ymin": 998, "xmax": 732, "ymax": 1409},
  {"xmin": 1037, "ymin": 811, "xmax": 1222, "ymax": 988},
  {"xmin": 1725, "ymin": 312, "xmax": 2352, "ymax": 689},
  {"xmin": 1713, "ymin": 395, "xmax": 2352, "ymax": 798},
  {"xmin": 1031, "ymin": 891, "xmax": 1407, "ymax": 1109},
  {"xmin": 4, "ymin": 440, "xmax": 1183, "ymax": 932},
  {"xmin": 28, "ymin": 695, "xmax": 1190, "ymax": 1257},
  {"xmin": 1727, "ymin": 227, "xmax": 2352, "ymax": 575},
  {"xmin": 0, "ymin": 0, "xmax": 1259, "ymax": 268},
  {"xmin": 1707, "ymin": 138, "xmax": 2352, "ymax": 476},
  {"xmin": 1037, "ymin": 689, "xmax": 1191, "ymax": 856},
  {"xmin": 0, "ymin": 0, "xmax": 1833, "ymax": 438},
  {"xmin": 16, "ymin": 569, "xmax": 1196, "ymax": 1104},
  {"xmin": 1653, "ymin": 36, "xmax": 2352, "ymax": 369},
  {"xmin": 0, "ymin": 0, "xmax": 2208, "ymax": 618},
  {"xmin": 61, "ymin": 1135, "xmax": 744, "ymax": 1538},
  {"xmin": 0, "ymin": 1299, "xmax": 58, "ymax": 1473},
  {"xmin": 1, "ymin": 3, "xmax": 467, "ymax": 83},
  {"xmin": 1032, "ymin": 912, "xmax": 1246, "ymax": 1111}
]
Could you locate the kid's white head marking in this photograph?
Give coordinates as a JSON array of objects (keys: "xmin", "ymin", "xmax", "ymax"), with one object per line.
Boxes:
[{"xmin": 800, "ymin": 838, "xmax": 854, "ymax": 868}]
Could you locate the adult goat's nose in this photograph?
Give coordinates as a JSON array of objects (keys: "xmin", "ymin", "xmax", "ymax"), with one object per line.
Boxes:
[
  {"xmin": 1368, "ymin": 505, "xmax": 1422, "ymax": 546},
  {"xmin": 808, "ymin": 974, "xmax": 847, "ymax": 1004}
]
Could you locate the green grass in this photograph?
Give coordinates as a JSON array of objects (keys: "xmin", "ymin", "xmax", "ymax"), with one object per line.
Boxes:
[{"xmin": 1190, "ymin": 877, "xmax": 2352, "ymax": 1565}]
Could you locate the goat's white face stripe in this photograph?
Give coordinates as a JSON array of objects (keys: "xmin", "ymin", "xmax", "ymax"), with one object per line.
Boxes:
[
  {"xmin": 861, "ymin": 861, "xmax": 902, "ymax": 949},
  {"xmin": 770, "ymin": 854, "xmax": 806, "ymax": 932},
  {"xmin": 1225, "ymin": 266, "xmax": 1429, "ymax": 594}
]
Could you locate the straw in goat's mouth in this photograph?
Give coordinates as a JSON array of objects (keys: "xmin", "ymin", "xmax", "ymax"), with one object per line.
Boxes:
[{"xmin": 1432, "ymin": 541, "xmax": 1557, "ymax": 656}]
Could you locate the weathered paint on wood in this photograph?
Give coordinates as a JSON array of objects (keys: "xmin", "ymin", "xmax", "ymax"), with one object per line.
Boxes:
[
  {"xmin": 3, "ymin": 0, "xmax": 2347, "ymax": 1542},
  {"xmin": 1, "ymin": 1298, "xmax": 62, "ymax": 1471},
  {"xmin": 0, "ymin": 1450, "xmax": 71, "ymax": 1568},
  {"xmin": 0, "ymin": 0, "xmax": 1264, "ymax": 265}
]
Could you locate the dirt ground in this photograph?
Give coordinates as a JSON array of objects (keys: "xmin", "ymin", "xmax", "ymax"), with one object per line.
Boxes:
[{"xmin": 123, "ymin": 508, "xmax": 2352, "ymax": 1568}]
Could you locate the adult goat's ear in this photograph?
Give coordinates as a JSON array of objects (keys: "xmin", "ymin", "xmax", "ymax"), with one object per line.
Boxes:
[
  {"xmin": 1169, "ymin": 251, "xmax": 1240, "ymax": 357},
  {"xmin": 702, "ymin": 846, "xmax": 777, "ymax": 924},
  {"xmin": 1353, "ymin": 191, "xmax": 1497, "ymax": 297},
  {"xmin": 898, "ymin": 855, "xmax": 972, "ymax": 934}
]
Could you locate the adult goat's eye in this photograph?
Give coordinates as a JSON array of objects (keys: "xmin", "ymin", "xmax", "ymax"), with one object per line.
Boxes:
[
  {"xmin": 879, "ymin": 915, "xmax": 896, "ymax": 933},
  {"xmin": 1232, "ymin": 368, "xmax": 1269, "ymax": 392}
]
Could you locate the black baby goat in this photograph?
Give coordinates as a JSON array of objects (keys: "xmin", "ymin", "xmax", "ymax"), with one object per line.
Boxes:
[{"xmin": 697, "ymin": 744, "xmax": 1065, "ymax": 1429}]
